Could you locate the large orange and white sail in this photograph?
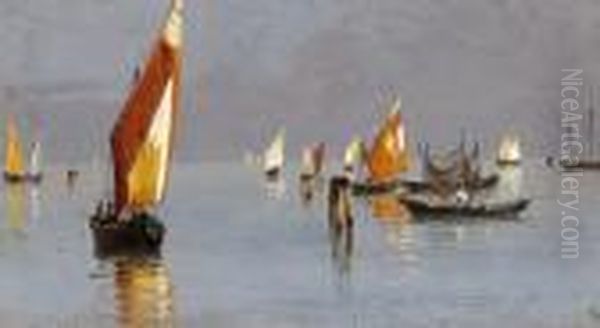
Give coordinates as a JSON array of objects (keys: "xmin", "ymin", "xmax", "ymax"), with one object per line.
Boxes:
[
  {"xmin": 366, "ymin": 96, "xmax": 409, "ymax": 182},
  {"xmin": 4, "ymin": 115, "xmax": 24, "ymax": 176},
  {"xmin": 111, "ymin": 0, "xmax": 183, "ymax": 213}
]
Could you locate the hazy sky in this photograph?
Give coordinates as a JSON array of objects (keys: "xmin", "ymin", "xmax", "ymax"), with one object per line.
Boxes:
[{"xmin": 1, "ymin": 0, "xmax": 599, "ymax": 163}]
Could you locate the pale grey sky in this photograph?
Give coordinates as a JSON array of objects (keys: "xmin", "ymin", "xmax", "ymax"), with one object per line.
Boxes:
[{"xmin": 1, "ymin": 0, "xmax": 599, "ymax": 163}]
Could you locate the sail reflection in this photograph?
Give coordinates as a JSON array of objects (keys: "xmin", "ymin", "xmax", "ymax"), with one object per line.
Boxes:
[
  {"xmin": 369, "ymin": 195, "xmax": 411, "ymax": 223},
  {"xmin": 112, "ymin": 257, "xmax": 176, "ymax": 328},
  {"xmin": 265, "ymin": 178, "xmax": 286, "ymax": 200},
  {"xmin": 29, "ymin": 185, "xmax": 41, "ymax": 223},
  {"xmin": 4, "ymin": 184, "xmax": 26, "ymax": 233},
  {"xmin": 496, "ymin": 166, "xmax": 523, "ymax": 200},
  {"xmin": 298, "ymin": 177, "xmax": 324, "ymax": 206}
]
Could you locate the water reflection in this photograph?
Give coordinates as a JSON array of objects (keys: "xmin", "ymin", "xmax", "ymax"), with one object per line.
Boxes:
[
  {"xmin": 111, "ymin": 257, "xmax": 176, "ymax": 328},
  {"xmin": 327, "ymin": 177, "xmax": 354, "ymax": 276},
  {"xmin": 369, "ymin": 195, "xmax": 411, "ymax": 223},
  {"xmin": 328, "ymin": 222, "xmax": 353, "ymax": 276},
  {"xmin": 29, "ymin": 185, "xmax": 41, "ymax": 223},
  {"xmin": 4, "ymin": 184, "xmax": 27, "ymax": 233},
  {"xmin": 496, "ymin": 166, "xmax": 523, "ymax": 200},
  {"xmin": 265, "ymin": 178, "xmax": 286, "ymax": 200},
  {"xmin": 298, "ymin": 177, "xmax": 324, "ymax": 206}
]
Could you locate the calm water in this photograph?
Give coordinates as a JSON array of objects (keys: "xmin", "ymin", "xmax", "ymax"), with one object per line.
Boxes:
[{"xmin": 0, "ymin": 161, "xmax": 600, "ymax": 327}]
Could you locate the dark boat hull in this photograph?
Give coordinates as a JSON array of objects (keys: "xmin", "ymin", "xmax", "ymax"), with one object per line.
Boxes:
[
  {"xmin": 265, "ymin": 168, "xmax": 281, "ymax": 181},
  {"xmin": 352, "ymin": 174, "xmax": 499, "ymax": 196},
  {"xmin": 4, "ymin": 172, "xmax": 42, "ymax": 184},
  {"xmin": 401, "ymin": 197, "xmax": 530, "ymax": 218},
  {"xmin": 561, "ymin": 160, "xmax": 600, "ymax": 170},
  {"xmin": 496, "ymin": 159, "xmax": 521, "ymax": 166},
  {"xmin": 351, "ymin": 179, "xmax": 404, "ymax": 196},
  {"xmin": 89, "ymin": 213, "xmax": 165, "ymax": 258}
]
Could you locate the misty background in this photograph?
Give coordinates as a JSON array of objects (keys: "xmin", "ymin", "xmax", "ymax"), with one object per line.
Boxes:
[{"xmin": 0, "ymin": 0, "xmax": 599, "ymax": 164}]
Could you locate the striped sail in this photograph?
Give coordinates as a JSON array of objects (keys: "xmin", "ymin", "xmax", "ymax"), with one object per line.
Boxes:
[
  {"xmin": 366, "ymin": 97, "xmax": 409, "ymax": 182},
  {"xmin": 111, "ymin": 0, "xmax": 182, "ymax": 213},
  {"xmin": 4, "ymin": 115, "xmax": 24, "ymax": 176}
]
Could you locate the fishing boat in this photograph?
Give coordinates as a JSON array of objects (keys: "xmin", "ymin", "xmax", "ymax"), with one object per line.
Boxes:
[
  {"xmin": 4, "ymin": 115, "xmax": 27, "ymax": 183},
  {"xmin": 561, "ymin": 86, "xmax": 600, "ymax": 169},
  {"xmin": 299, "ymin": 142, "xmax": 325, "ymax": 181},
  {"xmin": 496, "ymin": 133, "xmax": 521, "ymax": 166},
  {"xmin": 352, "ymin": 96, "xmax": 410, "ymax": 195},
  {"xmin": 402, "ymin": 141, "xmax": 499, "ymax": 195},
  {"xmin": 263, "ymin": 128, "xmax": 285, "ymax": 180},
  {"xmin": 89, "ymin": 0, "xmax": 182, "ymax": 256},
  {"xmin": 401, "ymin": 195, "xmax": 530, "ymax": 218}
]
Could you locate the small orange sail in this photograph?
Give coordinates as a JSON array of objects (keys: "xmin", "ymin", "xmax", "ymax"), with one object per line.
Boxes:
[
  {"xmin": 4, "ymin": 115, "xmax": 24, "ymax": 177},
  {"xmin": 366, "ymin": 97, "xmax": 409, "ymax": 182},
  {"xmin": 111, "ymin": 0, "xmax": 182, "ymax": 214}
]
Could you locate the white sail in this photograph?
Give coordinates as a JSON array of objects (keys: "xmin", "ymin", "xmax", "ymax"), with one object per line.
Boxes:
[
  {"xmin": 28, "ymin": 141, "xmax": 41, "ymax": 176},
  {"xmin": 300, "ymin": 146, "xmax": 315, "ymax": 176},
  {"xmin": 343, "ymin": 137, "xmax": 363, "ymax": 168},
  {"xmin": 497, "ymin": 135, "xmax": 521, "ymax": 164},
  {"xmin": 263, "ymin": 129, "xmax": 285, "ymax": 173}
]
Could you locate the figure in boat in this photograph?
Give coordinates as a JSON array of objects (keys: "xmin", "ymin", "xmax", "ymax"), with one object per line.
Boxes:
[
  {"xmin": 496, "ymin": 133, "xmax": 521, "ymax": 166},
  {"xmin": 90, "ymin": 0, "xmax": 182, "ymax": 256},
  {"xmin": 263, "ymin": 128, "xmax": 285, "ymax": 180}
]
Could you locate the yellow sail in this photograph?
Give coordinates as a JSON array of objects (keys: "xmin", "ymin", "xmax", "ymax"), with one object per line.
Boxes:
[
  {"xmin": 4, "ymin": 116, "xmax": 24, "ymax": 176},
  {"xmin": 111, "ymin": 0, "xmax": 182, "ymax": 213},
  {"xmin": 366, "ymin": 97, "xmax": 410, "ymax": 182}
]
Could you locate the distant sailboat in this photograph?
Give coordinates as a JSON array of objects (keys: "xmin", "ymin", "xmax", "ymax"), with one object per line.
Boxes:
[
  {"xmin": 90, "ymin": 0, "xmax": 183, "ymax": 256},
  {"xmin": 343, "ymin": 136, "xmax": 365, "ymax": 179},
  {"xmin": 263, "ymin": 128, "xmax": 285, "ymax": 180},
  {"xmin": 299, "ymin": 142, "xmax": 325, "ymax": 180},
  {"xmin": 496, "ymin": 134, "xmax": 521, "ymax": 166},
  {"xmin": 4, "ymin": 115, "xmax": 26, "ymax": 183},
  {"xmin": 366, "ymin": 96, "xmax": 410, "ymax": 183},
  {"xmin": 26, "ymin": 141, "xmax": 43, "ymax": 182}
]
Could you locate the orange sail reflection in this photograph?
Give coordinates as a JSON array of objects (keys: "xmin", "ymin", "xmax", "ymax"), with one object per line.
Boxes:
[
  {"xmin": 5, "ymin": 184, "xmax": 26, "ymax": 232},
  {"xmin": 369, "ymin": 195, "xmax": 411, "ymax": 223},
  {"xmin": 113, "ymin": 258, "xmax": 175, "ymax": 328}
]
